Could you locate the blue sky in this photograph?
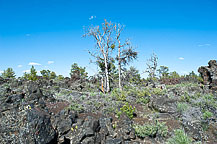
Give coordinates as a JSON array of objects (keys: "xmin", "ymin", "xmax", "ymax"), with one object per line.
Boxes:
[{"xmin": 0, "ymin": 0, "xmax": 217, "ymax": 77}]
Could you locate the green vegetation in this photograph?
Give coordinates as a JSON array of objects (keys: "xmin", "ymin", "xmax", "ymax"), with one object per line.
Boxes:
[
  {"xmin": 177, "ymin": 102, "xmax": 189, "ymax": 113},
  {"xmin": 168, "ymin": 71, "xmax": 180, "ymax": 79},
  {"xmin": 136, "ymin": 97, "xmax": 150, "ymax": 105},
  {"xmin": 180, "ymin": 92, "xmax": 191, "ymax": 102},
  {"xmin": 151, "ymin": 88, "xmax": 166, "ymax": 95},
  {"xmin": 67, "ymin": 102, "xmax": 84, "ymax": 112},
  {"xmin": 126, "ymin": 87, "xmax": 151, "ymax": 97},
  {"xmin": 1, "ymin": 68, "xmax": 15, "ymax": 78},
  {"xmin": 23, "ymin": 66, "xmax": 38, "ymax": 81},
  {"xmin": 201, "ymin": 94, "xmax": 216, "ymax": 108},
  {"xmin": 124, "ymin": 66, "xmax": 142, "ymax": 85},
  {"xmin": 202, "ymin": 110, "xmax": 213, "ymax": 120},
  {"xmin": 56, "ymin": 89, "xmax": 72, "ymax": 97},
  {"xmin": 40, "ymin": 70, "xmax": 56, "ymax": 79},
  {"xmin": 167, "ymin": 129, "xmax": 192, "ymax": 144},
  {"xmin": 157, "ymin": 65, "xmax": 169, "ymax": 78},
  {"xmin": 70, "ymin": 63, "xmax": 88, "ymax": 80},
  {"xmin": 84, "ymin": 19, "xmax": 138, "ymax": 92},
  {"xmin": 117, "ymin": 102, "xmax": 136, "ymax": 119},
  {"xmin": 111, "ymin": 88, "xmax": 127, "ymax": 101},
  {"xmin": 1, "ymin": 19, "xmax": 216, "ymax": 144},
  {"xmin": 133, "ymin": 121, "xmax": 168, "ymax": 138},
  {"xmin": 56, "ymin": 75, "xmax": 64, "ymax": 81}
]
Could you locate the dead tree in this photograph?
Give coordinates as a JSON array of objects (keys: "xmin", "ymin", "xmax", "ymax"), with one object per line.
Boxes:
[
  {"xmin": 84, "ymin": 19, "xmax": 137, "ymax": 92},
  {"xmin": 115, "ymin": 24, "xmax": 137, "ymax": 91},
  {"xmin": 146, "ymin": 52, "xmax": 158, "ymax": 79},
  {"xmin": 84, "ymin": 19, "xmax": 116, "ymax": 92}
]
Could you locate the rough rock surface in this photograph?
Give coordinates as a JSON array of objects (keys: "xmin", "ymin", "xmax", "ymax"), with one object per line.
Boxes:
[
  {"xmin": 0, "ymin": 79, "xmax": 139, "ymax": 144},
  {"xmin": 0, "ymin": 61, "xmax": 216, "ymax": 144},
  {"xmin": 198, "ymin": 60, "xmax": 217, "ymax": 91}
]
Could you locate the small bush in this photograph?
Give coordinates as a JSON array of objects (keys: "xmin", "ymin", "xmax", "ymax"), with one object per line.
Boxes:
[
  {"xmin": 117, "ymin": 102, "xmax": 135, "ymax": 119},
  {"xmin": 133, "ymin": 120, "xmax": 168, "ymax": 138},
  {"xmin": 180, "ymin": 92, "xmax": 191, "ymax": 102},
  {"xmin": 126, "ymin": 87, "xmax": 151, "ymax": 97},
  {"xmin": 67, "ymin": 102, "xmax": 84, "ymax": 112},
  {"xmin": 202, "ymin": 94, "xmax": 216, "ymax": 108},
  {"xmin": 111, "ymin": 88, "xmax": 127, "ymax": 101},
  {"xmin": 202, "ymin": 110, "xmax": 213, "ymax": 120},
  {"xmin": 56, "ymin": 89, "xmax": 72, "ymax": 97},
  {"xmin": 151, "ymin": 88, "xmax": 166, "ymax": 95},
  {"xmin": 167, "ymin": 129, "xmax": 192, "ymax": 144},
  {"xmin": 136, "ymin": 97, "xmax": 150, "ymax": 105},
  {"xmin": 126, "ymin": 87, "xmax": 150, "ymax": 104},
  {"xmin": 177, "ymin": 102, "xmax": 188, "ymax": 113}
]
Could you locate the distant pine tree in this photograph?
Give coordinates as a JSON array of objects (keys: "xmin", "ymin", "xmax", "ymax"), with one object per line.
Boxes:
[{"xmin": 1, "ymin": 68, "xmax": 16, "ymax": 79}]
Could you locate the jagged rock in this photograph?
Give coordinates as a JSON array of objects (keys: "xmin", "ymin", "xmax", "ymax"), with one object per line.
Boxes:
[
  {"xmin": 0, "ymin": 76, "xmax": 4, "ymax": 85},
  {"xmin": 5, "ymin": 93, "xmax": 24, "ymax": 103},
  {"xmin": 198, "ymin": 60, "xmax": 217, "ymax": 91},
  {"xmin": 115, "ymin": 114, "xmax": 136, "ymax": 141},
  {"xmin": 0, "ymin": 71, "xmax": 216, "ymax": 144},
  {"xmin": 97, "ymin": 117, "xmax": 112, "ymax": 142},
  {"xmin": 68, "ymin": 116, "xmax": 100, "ymax": 143},
  {"xmin": 53, "ymin": 110, "xmax": 73, "ymax": 136},
  {"xmin": 105, "ymin": 138, "xmax": 122, "ymax": 144},
  {"xmin": 19, "ymin": 108, "xmax": 57, "ymax": 144},
  {"xmin": 149, "ymin": 95, "xmax": 177, "ymax": 114},
  {"xmin": 182, "ymin": 107, "xmax": 204, "ymax": 141}
]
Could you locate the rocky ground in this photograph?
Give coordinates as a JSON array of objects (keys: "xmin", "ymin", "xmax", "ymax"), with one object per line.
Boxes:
[{"xmin": 0, "ymin": 60, "xmax": 216, "ymax": 144}]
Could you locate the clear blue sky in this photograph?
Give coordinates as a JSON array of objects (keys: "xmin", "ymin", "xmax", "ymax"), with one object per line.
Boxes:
[{"xmin": 0, "ymin": 0, "xmax": 217, "ymax": 77}]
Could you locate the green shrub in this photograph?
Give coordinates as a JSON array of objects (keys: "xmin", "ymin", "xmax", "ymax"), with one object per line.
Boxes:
[
  {"xmin": 56, "ymin": 89, "xmax": 72, "ymax": 97},
  {"xmin": 133, "ymin": 121, "xmax": 168, "ymax": 138},
  {"xmin": 202, "ymin": 110, "xmax": 213, "ymax": 120},
  {"xmin": 151, "ymin": 88, "xmax": 166, "ymax": 95},
  {"xmin": 137, "ymin": 88, "xmax": 151, "ymax": 97},
  {"xmin": 111, "ymin": 88, "xmax": 127, "ymax": 101},
  {"xmin": 67, "ymin": 102, "xmax": 84, "ymax": 112},
  {"xmin": 57, "ymin": 75, "xmax": 64, "ymax": 80},
  {"xmin": 126, "ymin": 87, "xmax": 151, "ymax": 97},
  {"xmin": 136, "ymin": 97, "xmax": 150, "ymax": 104},
  {"xmin": 196, "ymin": 76, "xmax": 203, "ymax": 83},
  {"xmin": 168, "ymin": 71, "xmax": 180, "ymax": 79},
  {"xmin": 177, "ymin": 102, "xmax": 188, "ymax": 113},
  {"xmin": 117, "ymin": 102, "xmax": 135, "ymax": 119},
  {"xmin": 202, "ymin": 94, "xmax": 216, "ymax": 108},
  {"xmin": 125, "ymin": 87, "xmax": 150, "ymax": 104},
  {"xmin": 180, "ymin": 92, "xmax": 191, "ymax": 103},
  {"xmin": 89, "ymin": 92, "xmax": 96, "ymax": 97},
  {"xmin": 167, "ymin": 129, "xmax": 192, "ymax": 144}
]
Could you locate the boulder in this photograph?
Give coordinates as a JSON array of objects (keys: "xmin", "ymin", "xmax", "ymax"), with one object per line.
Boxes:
[
  {"xmin": 19, "ymin": 108, "xmax": 57, "ymax": 144},
  {"xmin": 198, "ymin": 60, "xmax": 217, "ymax": 91},
  {"xmin": 149, "ymin": 95, "xmax": 177, "ymax": 114}
]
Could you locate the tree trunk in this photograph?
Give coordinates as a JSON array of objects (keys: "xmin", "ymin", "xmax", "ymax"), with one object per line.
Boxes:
[
  {"xmin": 118, "ymin": 47, "xmax": 122, "ymax": 91},
  {"xmin": 104, "ymin": 57, "xmax": 110, "ymax": 93}
]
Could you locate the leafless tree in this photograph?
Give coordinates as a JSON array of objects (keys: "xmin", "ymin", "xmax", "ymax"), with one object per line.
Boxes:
[
  {"xmin": 145, "ymin": 52, "xmax": 158, "ymax": 78},
  {"xmin": 115, "ymin": 24, "xmax": 137, "ymax": 90},
  {"xmin": 84, "ymin": 19, "xmax": 137, "ymax": 92},
  {"xmin": 83, "ymin": 19, "xmax": 116, "ymax": 92}
]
